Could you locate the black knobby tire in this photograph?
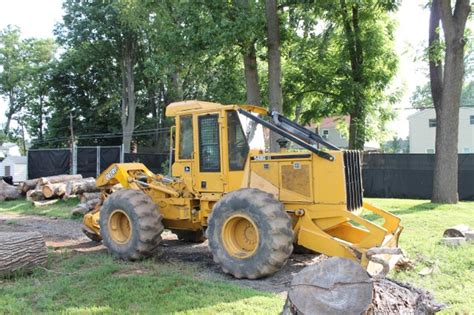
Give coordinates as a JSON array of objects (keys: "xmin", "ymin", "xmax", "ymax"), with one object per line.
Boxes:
[
  {"xmin": 100, "ymin": 189, "xmax": 164, "ymax": 260},
  {"xmin": 172, "ymin": 229, "xmax": 206, "ymax": 243},
  {"xmin": 207, "ymin": 188, "xmax": 294, "ymax": 279}
]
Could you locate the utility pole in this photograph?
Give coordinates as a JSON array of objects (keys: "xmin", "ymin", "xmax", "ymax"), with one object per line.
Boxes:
[
  {"xmin": 69, "ymin": 113, "xmax": 75, "ymax": 145},
  {"xmin": 70, "ymin": 113, "xmax": 76, "ymax": 175}
]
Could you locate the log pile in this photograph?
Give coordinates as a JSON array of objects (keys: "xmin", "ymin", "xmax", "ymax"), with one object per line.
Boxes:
[{"xmin": 19, "ymin": 175, "xmax": 101, "ymax": 214}]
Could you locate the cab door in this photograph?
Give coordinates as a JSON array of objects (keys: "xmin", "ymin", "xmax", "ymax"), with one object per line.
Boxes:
[{"xmin": 194, "ymin": 113, "xmax": 224, "ymax": 192}]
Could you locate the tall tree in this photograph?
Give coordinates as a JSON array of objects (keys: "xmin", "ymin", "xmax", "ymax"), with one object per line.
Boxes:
[
  {"xmin": 0, "ymin": 26, "xmax": 25, "ymax": 136},
  {"xmin": 266, "ymin": 0, "xmax": 284, "ymax": 151},
  {"xmin": 429, "ymin": 0, "xmax": 471, "ymax": 204}
]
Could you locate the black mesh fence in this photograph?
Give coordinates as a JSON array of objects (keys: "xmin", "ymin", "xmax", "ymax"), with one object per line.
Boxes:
[
  {"xmin": 28, "ymin": 149, "xmax": 71, "ymax": 179},
  {"xmin": 363, "ymin": 153, "xmax": 474, "ymax": 201},
  {"xmin": 125, "ymin": 153, "xmax": 169, "ymax": 174}
]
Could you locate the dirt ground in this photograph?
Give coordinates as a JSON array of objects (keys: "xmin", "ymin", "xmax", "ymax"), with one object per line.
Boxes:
[{"xmin": 0, "ymin": 213, "xmax": 321, "ymax": 294}]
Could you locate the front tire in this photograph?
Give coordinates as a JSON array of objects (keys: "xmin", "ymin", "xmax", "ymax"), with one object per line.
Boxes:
[
  {"xmin": 100, "ymin": 189, "xmax": 164, "ymax": 260},
  {"xmin": 207, "ymin": 188, "xmax": 294, "ymax": 279}
]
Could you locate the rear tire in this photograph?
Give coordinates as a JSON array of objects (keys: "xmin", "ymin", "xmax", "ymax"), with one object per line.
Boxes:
[
  {"xmin": 172, "ymin": 229, "xmax": 206, "ymax": 243},
  {"xmin": 207, "ymin": 188, "xmax": 294, "ymax": 279},
  {"xmin": 100, "ymin": 189, "xmax": 164, "ymax": 260}
]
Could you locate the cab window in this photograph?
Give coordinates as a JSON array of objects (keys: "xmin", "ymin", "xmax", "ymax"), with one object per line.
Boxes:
[
  {"xmin": 199, "ymin": 114, "xmax": 221, "ymax": 172},
  {"xmin": 227, "ymin": 111, "xmax": 249, "ymax": 170},
  {"xmin": 179, "ymin": 115, "xmax": 193, "ymax": 159}
]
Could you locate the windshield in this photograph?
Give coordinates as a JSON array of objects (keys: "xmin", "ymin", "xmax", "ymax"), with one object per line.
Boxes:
[{"xmin": 238, "ymin": 111, "xmax": 266, "ymax": 150}]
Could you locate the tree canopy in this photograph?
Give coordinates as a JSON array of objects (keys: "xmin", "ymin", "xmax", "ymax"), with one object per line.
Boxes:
[{"xmin": 0, "ymin": 0, "xmax": 402, "ymax": 151}]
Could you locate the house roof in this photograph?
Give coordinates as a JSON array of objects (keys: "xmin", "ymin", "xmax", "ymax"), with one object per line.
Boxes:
[
  {"xmin": 307, "ymin": 116, "xmax": 350, "ymax": 129},
  {"xmin": 2, "ymin": 156, "xmax": 27, "ymax": 164},
  {"xmin": 407, "ymin": 107, "xmax": 474, "ymax": 120}
]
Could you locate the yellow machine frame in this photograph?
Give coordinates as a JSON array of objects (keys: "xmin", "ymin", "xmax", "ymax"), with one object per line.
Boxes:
[{"xmin": 84, "ymin": 100, "xmax": 402, "ymax": 268}]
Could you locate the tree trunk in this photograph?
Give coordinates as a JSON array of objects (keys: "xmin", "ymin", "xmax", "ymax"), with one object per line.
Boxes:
[
  {"xmin": 65, "ymin": 177, "xmax": 98, "ymax": 196},
  {"xmin": 0, "ymin": 180, "xmax": 20, "ymax": 201},
  {"xmin": 431, "ymin": 0, "xmax": 470, "ymax": 204},
  {"xmin": 243, "ymin": 43, "xmax": 261, "ymax": 106},
  {"xmin": 42, "ymin": 183, "xmax": 67, "ymax": 199},
  {"xmin": 39, "ymin": 174, "xmax": 82, "ymax": 186},
  {"xmin": 265, "ymin": 0, "xmax": 283, "ymax": 152},
  {"xmin": 0, "ymin": 232, "xmax": 47, "ymax": 277},
  {"xmin": 121, "ymin": 33, "xmax": 137, "ymax": 154},
  {"xmin": 340, "ymin": 0, "xmax": 366, "ymax": 150}
]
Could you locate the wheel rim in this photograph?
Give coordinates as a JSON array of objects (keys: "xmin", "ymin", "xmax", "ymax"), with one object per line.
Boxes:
[
  {"xmin": 108, "ymin": 209, "xmax": 132, "ymax": 244},
  {"xmin": 222, "ymin": 214, "xmax": 259, "ymax": 259}
]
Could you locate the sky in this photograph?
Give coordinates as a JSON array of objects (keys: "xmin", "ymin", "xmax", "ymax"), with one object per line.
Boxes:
[{"xmin": 0, "ymin": 0, "xmax": 442, "ymax": 139}]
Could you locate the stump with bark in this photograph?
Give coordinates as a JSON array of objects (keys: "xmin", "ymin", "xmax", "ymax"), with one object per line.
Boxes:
[
  {"xmin": 0, "ymin": 180, "xmax": 20, "ymax": 201},
  {"xmin": 283, "ymin": 257, "xmax": 445, "ymax": 315},
  {"xmin": 0, "ymin": 232, "xmax": 47, "ymax": 277}
]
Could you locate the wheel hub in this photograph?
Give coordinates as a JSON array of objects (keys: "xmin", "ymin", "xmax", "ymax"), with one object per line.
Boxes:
[
  {"xmin": 222, "ymin": 214, "xmax": 259, "ymax": 259},
  {"xmin": 108, "ymin": 209, "xmax": 132, "ymax": 244}
]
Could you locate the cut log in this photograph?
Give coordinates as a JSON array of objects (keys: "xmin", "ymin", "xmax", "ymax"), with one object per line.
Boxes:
[
  {"xmin": 39, "ymin": 174, "xmax": 83, "ymax": 185},
  {"xmin": 283, "ymin": 257, "xmax": 445, "ymax": 315},
  {"xmin": 42, "ymin": 182, "xmax": 67, "ymax": 199},
  {"xmin": 26, "ymin": 189, "xmax": 44, "ymax": 202},
  {"xmin": 443, "ymin": 224, "xmax": 471, "ymax": 238},
  {"xmin": 19, "ymin": 178, "xmax": 40, "ymax": 193},
  {"xmin": 65, "ymin": 177, "xmax": 98, "ymax": 197},
  {"xmin": 0, "ymin": 180, "xmax": 20, "ymax": 201},
  {"xmin": 0, "ymin": 232, "xmax": 47, "ymax": 277},
  {"xmin": 79, "ymin": 192, "xmax": 101, "ymax": 203},
  {"xmin": 33, "ymin": 199, "xmax": 59, "ymax": 207},
  {"xmin": 71, "ymin": 203, "xmax": 89, "ymax": 216},
  {"xmin": 71, "ymin": 198, "xmax": 101, "ymax": 216}
]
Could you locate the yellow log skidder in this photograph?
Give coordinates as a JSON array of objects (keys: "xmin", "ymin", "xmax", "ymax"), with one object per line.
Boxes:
[{"xmin": 83, "ymin": 100, "xmax": 403, "ymax": 279}]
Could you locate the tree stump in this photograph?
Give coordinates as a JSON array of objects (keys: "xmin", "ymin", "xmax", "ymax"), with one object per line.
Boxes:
[
  {"xmin": 283, "ymin": 257, "xmax": 445, "ymax": 315},
  {"xmin": 283, "ymin": 257, "xmax": 373, "ymax": 314},
  {"xmin": 0, "ymin": 232, "xmax": 47, "ymax": 277},
  {"xmin": 0, "ymin": 180, "xmax": 20, "ymax": 201}
]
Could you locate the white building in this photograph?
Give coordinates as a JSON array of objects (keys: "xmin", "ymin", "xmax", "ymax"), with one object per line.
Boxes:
[
  {"xmin": 0, "ymin": 142, "xmax": 21, "ymax": 159},
  {"xmin": 0, "ymin": 155, "xmax": 27, "ymax": 182},
  {"xmin": 408, "ymin": 107, "xmax": 474, "ymax": 153},
  {"xmin": 309, "ymin": 116, "xmax": 380, "ymax": 150}
]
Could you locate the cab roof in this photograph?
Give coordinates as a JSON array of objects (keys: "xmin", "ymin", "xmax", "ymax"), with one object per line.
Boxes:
[{"xmin": 165, "ymin": 100, "xmax": 267, "ymax": 117}]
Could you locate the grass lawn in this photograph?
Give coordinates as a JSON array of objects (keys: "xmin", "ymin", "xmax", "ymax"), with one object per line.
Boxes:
[
  {"xmin": 0, "ymin": 197, "xmax": 473, "ymax": 313},
  {"xmin": 0, "ymin": 198, "xmax": 79, "ymax": 219},
  {"xmin": 0, "ymin": 252, "xmax": 283, "ymax": 314},
  {"xmin": 367, "ymin": 198, "xmax": 474, "ymax": 313}
]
